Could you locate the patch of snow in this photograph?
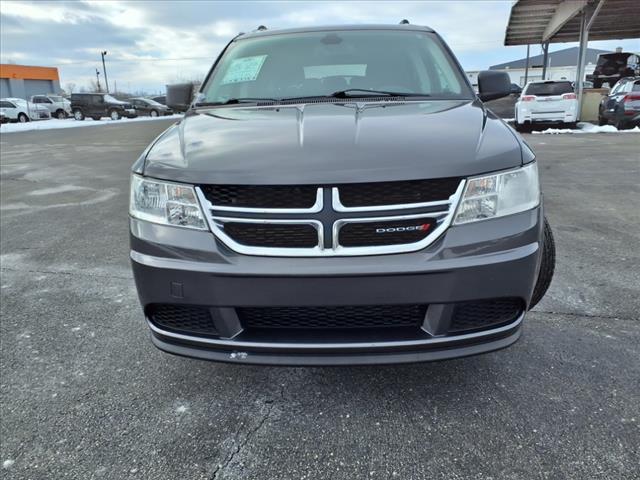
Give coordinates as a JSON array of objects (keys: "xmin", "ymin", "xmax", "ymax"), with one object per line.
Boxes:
[
  {"xmin": 0, "ymin": 114, "xmax": 183, "ymax": 134},
  {"xmin": 29, "ymin": 185, "xmax": 90, "ymax": 196},
  {"xmin": 230, "ymin": 351, "xmax": 248, "ymax": 360},
  {"xmin": 533, "ymin": 122, "xmax": 640, "ymax": 135},
  {"xmin": 2, "ymin": 459, "xmax": 14, "ymax": 469},
  {"xmin": 176, "ymin": 405, "xmax": 188, "ymax": 413}
]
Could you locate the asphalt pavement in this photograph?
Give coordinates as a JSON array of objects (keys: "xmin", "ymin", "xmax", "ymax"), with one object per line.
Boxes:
[{"xmin": 1, "ymin": 120, "xmax": 639, "ymax": 480}]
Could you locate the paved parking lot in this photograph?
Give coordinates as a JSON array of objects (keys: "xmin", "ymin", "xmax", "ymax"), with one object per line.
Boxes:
[{"xmin": 1, "ymin": 121, "xmax": 639, "ymax": 480}]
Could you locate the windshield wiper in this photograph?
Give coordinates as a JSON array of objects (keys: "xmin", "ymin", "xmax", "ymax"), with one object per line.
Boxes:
[
  {"xmin": 194, "ymin": 98, "xmax": 278, "ymax": 107},
  {"xmin": 279, "ymin": 90, "xmax": 431, "ymax": 102},
  {"xmin": 330, "ymin": 89, "xmax": 431, "ymax": 98}
]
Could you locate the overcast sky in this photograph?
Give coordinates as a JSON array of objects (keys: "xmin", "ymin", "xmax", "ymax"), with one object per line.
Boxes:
[{"xmin": 1, "ymin": 0, "xmax": 638, "ymax": 94}]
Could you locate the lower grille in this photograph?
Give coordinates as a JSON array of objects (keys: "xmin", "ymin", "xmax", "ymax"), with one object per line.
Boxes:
[
  {"xmin": 449, "ymin": 298, "xmax": 523, "ymax": 333},
  {"xmin": 238, "ymin": 305, "xmax": 427, "ymax": 329},
  {"xmin": 339, "ymin": 217, "xmax": 435, "ymax": 247},
  {"xmin": 147, "ymin": 304, "xmax": 218, "ymax": 336},
  {"xmin": 223, "ymin": 222, "xmax": 318, "ymax": 248}
]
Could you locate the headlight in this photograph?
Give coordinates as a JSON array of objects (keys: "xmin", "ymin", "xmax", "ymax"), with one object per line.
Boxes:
[
  {"xmin": 129, "ymin": 175, "xmax": 207, "ymax": 230},
  {"xmin": 453, "ymin": 162, "xmax": 540, "ymax": 225}
]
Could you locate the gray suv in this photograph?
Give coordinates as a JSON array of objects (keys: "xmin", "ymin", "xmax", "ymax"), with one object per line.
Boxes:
[{"xmin": 130, "ymin": 24, "xmax": 555, "ymax": 365}]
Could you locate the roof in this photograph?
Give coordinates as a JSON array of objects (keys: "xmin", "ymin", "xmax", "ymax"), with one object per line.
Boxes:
[
  {"xmin": 238, "ymin": 24, "xmax": 435, "ymax": 40},
  {"xmin": 504, "ymin": 0, "xmax": 640, "ymax": 46},
  {"xmin": 490, "ymin": 46, "xmax": 610, "ymax": 69},
  {"xmin": 0, "ymin": 64, "xmax": 59, "ymax": 81}
]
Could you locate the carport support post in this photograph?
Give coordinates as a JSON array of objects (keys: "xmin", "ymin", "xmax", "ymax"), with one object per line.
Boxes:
[
  {"xmin": 541, "ymin": 42, "xmax": 549, "ymax": 80},
  {"xmin": 524, "ymin": 44, "xmax": 530, "ymax": 85},
  {"xmin": 576, "ymin": 12, "xmax": 588, "ymax": 120}
]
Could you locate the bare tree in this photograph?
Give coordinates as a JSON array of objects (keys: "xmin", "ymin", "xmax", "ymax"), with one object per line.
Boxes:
[{"xmin": 65, "ymin": 82, "xmax": 77, "ymax": 94}]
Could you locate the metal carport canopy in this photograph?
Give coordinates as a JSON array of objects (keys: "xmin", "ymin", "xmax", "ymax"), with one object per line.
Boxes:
[{"xmin": 504, "ymin": 0, "xmax": 640, "ymax": 46}]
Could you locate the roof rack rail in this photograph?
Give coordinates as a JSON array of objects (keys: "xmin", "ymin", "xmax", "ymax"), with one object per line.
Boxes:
[
  {"xmin": 399, "ymin": 19, "xmax": 410, "ymax": 25},
  {"xmin": 255, "ymin": 25, "xmax": 267, "ymax": 31}
]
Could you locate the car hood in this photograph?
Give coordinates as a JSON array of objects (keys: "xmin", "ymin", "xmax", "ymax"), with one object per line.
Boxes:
[{"xmin": 142, "ymin": 99, "xmax": 524, "ymax": 184}]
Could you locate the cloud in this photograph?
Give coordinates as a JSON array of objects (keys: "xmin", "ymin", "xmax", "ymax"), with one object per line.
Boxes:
[{"xmin": 1, "ymin": 1, "xmax": 638, "ymax": 93}]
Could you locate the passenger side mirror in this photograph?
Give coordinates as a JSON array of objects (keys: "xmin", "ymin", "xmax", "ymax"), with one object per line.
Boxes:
[{"xmin": 477, "ymin": 71, "xmax": 512, "ymax": 102}]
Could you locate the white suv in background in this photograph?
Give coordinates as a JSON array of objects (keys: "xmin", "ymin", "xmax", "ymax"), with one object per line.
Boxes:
[
  {"xmin": 0, "ymin": 98, "xmax": 51, "ymax": 123},
  {"xmin": 515, "ymin": 80, "xmax": 578, "ymax": 131},
  {"xmin": 30, "ymin": 94, "xmax": 72, "ymax": 119}
]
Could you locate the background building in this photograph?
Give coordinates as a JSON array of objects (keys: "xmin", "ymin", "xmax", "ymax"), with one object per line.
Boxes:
[
  {"xmin": 0, "ymin": 64, "xmax": 62, "ymax": 99},
  {"xmin": 488, "ymin": 46, "xmax": 610, "ymax": 86}
]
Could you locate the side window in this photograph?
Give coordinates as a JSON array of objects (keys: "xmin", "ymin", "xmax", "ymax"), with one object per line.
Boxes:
[
  {"xmin": 43, "ymin": 97, "xmax": 53, "ymax": 104},
  {"xmin": 93, "ymin": 96, "xmax": 104, "ymax": 105},
  {"xmin": 0, "ymin": 101, "xmax": 15, "ymax": 108},
  {"xmin": 33, "ymin": 97, "xmax": 43, "ymax": 103}
]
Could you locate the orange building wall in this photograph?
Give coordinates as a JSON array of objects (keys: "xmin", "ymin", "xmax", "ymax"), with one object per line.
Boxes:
[{"xmin": 0, "ymin": 64, "xmax": 60, "ymax": 81}]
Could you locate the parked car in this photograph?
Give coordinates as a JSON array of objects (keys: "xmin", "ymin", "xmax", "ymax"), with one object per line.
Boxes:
[
  {"xmin": 151, "ymin": 95, "xmax": 166, "ymax": 105},
  {"xmin": 130, "ymin": 23, "xmax": 555, "ymax": 365},
  {"xmin": 129, "ymin": 97, "xmax": 173, "ymax": 116},
  {"xmin": 0, "ymin": 97, "xmax": 51, "ymax": 122},
  {"xmin": 515, "ymin": 80, "xmax": 578, "ymax": 131},
  {"xmin": 30, "ymin": 94, "xmax": 72, "ymax": 119},
  {"xmin": 70, "ymin": 93, "xmax": 137, "ymax": 120},
  {"xmin": 598, "ymin": 77, "xmax": 640, "ymax": 129},
  {"xmin": 586, "ymin": 50, "xmax": 640, "ymax": 89}
]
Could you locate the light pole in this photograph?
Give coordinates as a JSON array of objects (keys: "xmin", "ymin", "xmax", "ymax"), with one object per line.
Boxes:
[
  {"xmin": 101, "ymin": 51, "xmax": 110, "ymax": 93},
  {"xmin": 95, "ymin": 69, "xmax": 102, "ymax": 92}
]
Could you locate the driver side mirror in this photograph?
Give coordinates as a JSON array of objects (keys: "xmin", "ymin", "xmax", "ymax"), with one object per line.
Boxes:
[{"xmin": 477, "ymin": 71, "xmax": 512, "ymax": 102}]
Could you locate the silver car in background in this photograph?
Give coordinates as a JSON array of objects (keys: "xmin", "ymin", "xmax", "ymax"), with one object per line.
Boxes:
[{"xmin": 0, "ymin": 98, "xmax": 51, "ymax": 122}]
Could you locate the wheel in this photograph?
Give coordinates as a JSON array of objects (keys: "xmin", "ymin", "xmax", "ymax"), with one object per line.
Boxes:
[
  {"xmin": 530, "ymin": 217, "xmax": 556, "ymax": 309},
  {"xmin": 598, "ymin": 115, "xmax": 607, "ymax": 126},
  {"xmin": 73, "ymin": 109, "xmax": 85, "ymax": 121},
  {"xmin": 109, "ymin": 110, "xmax": 121, "ymax": 120},
  {"xmin": 150, "ymin": 109, "xmax": 159, "ymax": 117},
  {"xmin": 614, "ymin": 119, "xmax": 628, "ymax": 130},
  {"xmin": 55, "ymin": 109, "xmax": 66, "ymax": 119},
  {"xmin": 564, "ymin": 122, "xmax": 577, "ymax": 129},
  {"xmin": 515, "ymin": 123, "xmax": 530, "ymax": 133},
  {"xmin": 18, "ymin": 113, "xmax": 29, "ymax": 123}
]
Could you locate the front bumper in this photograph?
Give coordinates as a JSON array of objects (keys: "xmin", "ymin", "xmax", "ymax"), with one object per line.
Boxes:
[{"xmin": 130, "ymin": 208, "xmax": 543, "ymax": 365}]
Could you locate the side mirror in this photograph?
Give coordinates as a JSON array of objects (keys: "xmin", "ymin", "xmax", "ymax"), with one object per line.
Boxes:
[
  {"xmin": 477, "ymin": 71, "xmax": 512, "ymax": 102},
  {"xmin": 166, "ymin": 83, "xmax": 195, "ymax": 112}
]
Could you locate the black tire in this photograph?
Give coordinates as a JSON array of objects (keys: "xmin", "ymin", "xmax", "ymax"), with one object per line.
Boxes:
[
  {"xmin": 564, "ymin": 122, "xmax": 577, "ymax": 129},
  {"xmin": 598, "ymin": 115, "xmax": 607, "ymax": 126},
  {"xmin": 18, "ymin": 113, "xmax": 29, "ymax": 123},
  {"xmin": 530, "ymin": 217, "xmax": 556, "ymax": 309},
  {"xmin": 614, "ymin": 119, "xmax": 628, "ymax": 130},
  {"xmin": 91, "ymin": 116, "xmax": 102, "ymax": 121},
  {"xmin": 109, "ymin": 109, "xmax": 121, "ymax": 120},
  {"xmin": 150, "ymin": 109, "xmax": 159, "ymax": 117},
  {"xmin": 73, "ymin": 109, "xmax": 85, "ymax": 121},
  {"xmin": 55, "ymin": 109, "xmax": 66, "ymax": 119},
  {"xmin": 515, "ymin": 123, "xmax": 530, "ymax": 133}
]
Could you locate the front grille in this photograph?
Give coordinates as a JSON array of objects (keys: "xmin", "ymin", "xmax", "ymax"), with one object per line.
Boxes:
[
  {"xmin": 238, "ymin": 304, "xmax": 427, "ymax": 329},
  {"xmin": 339, "ymin": 218, "xmax": 435, "ymax": 247},
  {"xmin": 200, "ymin": 184, "xmax": 318, "ymax": 209},
  {"xmin": 338, "ymin": 177, "xmax": 461, "ymax": 207},
  {"xmin": 449, "ymin": 298, "xmax": 523, "ymax": 333},
  {"xmin": 147, "ymin": 304, "xmax": 218, "ymax": 336},
  {"xmin": 223, "ymin": 222, "xmax": 318, "ymax": 248}
]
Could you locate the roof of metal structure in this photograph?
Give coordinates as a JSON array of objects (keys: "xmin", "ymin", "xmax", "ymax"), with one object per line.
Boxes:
[
  {"xmin": 504, "ymin": 0, "xmax": 640, "ymax": 46},
  {"xmin": 490, "ymin": 46, "xmax": 609, "ymax": 69}
]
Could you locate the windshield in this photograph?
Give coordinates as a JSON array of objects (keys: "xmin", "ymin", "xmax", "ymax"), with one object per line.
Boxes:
[
  {"xmin": 525, "ymin": 82, "xmax": 573, "ymax": 96},
  {"xmin": 201, "ymin": 30, "xmax": 472, "ymax": 103}
]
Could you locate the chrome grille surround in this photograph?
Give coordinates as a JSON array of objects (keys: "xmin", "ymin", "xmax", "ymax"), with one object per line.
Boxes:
[{"xmin": 195, "ymin": 180, "xmax": 465, "ymax": 257}]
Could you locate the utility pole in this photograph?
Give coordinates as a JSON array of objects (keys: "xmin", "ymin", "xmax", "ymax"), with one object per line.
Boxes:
[
  {"xmin": 101, "ymin": 51, "xmax": 109, "ymax": 93},
  {"xmin": 95, "ymin": 69, "xmax": 102, "ymax": 92}
]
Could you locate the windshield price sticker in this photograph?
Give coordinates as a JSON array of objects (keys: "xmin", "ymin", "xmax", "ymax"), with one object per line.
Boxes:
[{"xmin": 221, "ymin": 55, "xmax": 267, "ymax": 84}]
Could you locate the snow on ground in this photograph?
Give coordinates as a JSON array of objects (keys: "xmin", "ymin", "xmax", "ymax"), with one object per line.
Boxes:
[
  {"xmin": 0, "ymin": 114, "xmax": 183, "ymax": 134},
  {"xmin": 533, "ymin": 122, "xmax": 640, "ymax": 135}
]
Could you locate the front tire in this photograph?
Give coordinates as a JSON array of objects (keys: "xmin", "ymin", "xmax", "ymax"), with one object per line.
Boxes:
[
  {"xmin": 530, "ymin": 217, "xmax": 556, "ymax": 309},
  {"xmin": 55, "ymin": 109, "xmax": 66, "ymax": 119},
  {"xmin": 73, "ymin": 109, "xmax": 85, "ymax": 121},
  {"xmin": 150, "ymin": 109, "xmax": 159, "ymax": 117},
  {"xmin": 18, "ymin": 113, "xmax": 29, "ymax": 123},
  {"xmin": 109, "ymin": 110, "xmax": 121, "ymax": 120}
]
